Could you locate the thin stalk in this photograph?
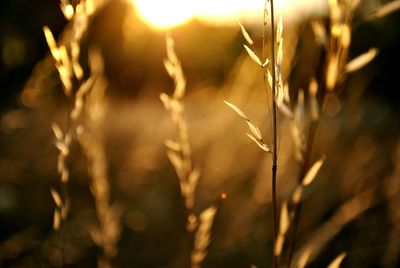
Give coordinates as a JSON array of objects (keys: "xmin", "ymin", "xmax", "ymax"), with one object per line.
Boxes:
[
  {"xmin": 270, "ymin": 1, "xmax": 278, "ymax": 267},
  {"xmin": 286, "ymin": 93, "xmax": 330, "ymax": 268},
  {"xmin": 285, "ymin": 121, "xmax": 318, "ymax": 268},
  {"xmin": 262, "ymin": 3, "xmax": 278, "ymax": 266},
  {"xmin": 286, "ymin": 2, "xmax": 357, "ymax": 265},
  {"xmin": 285, "ymin": 27, "xmax": 333, "ymax": 265}
]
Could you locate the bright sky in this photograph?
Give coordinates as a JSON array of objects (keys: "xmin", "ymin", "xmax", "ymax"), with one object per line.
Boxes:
[{"xmin": 132, "ymin": 0, "xmax": 327, "ymax": 29}]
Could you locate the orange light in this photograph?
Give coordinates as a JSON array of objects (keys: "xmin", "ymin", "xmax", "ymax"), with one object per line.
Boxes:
[
  {"xmin": 220, "ymin": 192, "xmax": 227, "ymax": 200},
  {"xmin": 131, "ymin": 0, "xmax": 328, "ymax": 30},
  {"xmin": 132, "ymin": 0, "xmax": 195, "ymax": 30}
]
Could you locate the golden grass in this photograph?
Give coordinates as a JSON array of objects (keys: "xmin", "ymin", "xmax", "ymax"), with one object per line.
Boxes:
[
  {"xmin": 228, "ymin": 0, "xmax": 381, "ymax": 267},
  {"xmin": 44, "ymin": 1, "xmax": 121, "ymax": 266},
  {"xmin": 161, "ymin": 36, "xmax": 218, "ymax": 268},
  {"xmin": 7, "ymin": 0, "xmax": 393, "ymax": 267}
]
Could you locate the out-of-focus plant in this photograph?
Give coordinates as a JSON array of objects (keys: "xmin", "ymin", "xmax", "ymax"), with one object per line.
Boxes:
[
  {"xmin": 44, "ymin": 1, "xmax": 121, "ymax": 267},
  {"xmin": 160, "ymin": 36, "xmax": 217, "ymax": 268},
  {"xmin": 44, "ymin": 1, "xmax": 92, "ymax": 265}
]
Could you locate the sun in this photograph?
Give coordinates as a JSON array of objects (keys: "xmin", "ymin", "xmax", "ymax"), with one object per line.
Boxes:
[{"xmin": 132, "ymin": 0, "xmax": 195, "ymax": 29}]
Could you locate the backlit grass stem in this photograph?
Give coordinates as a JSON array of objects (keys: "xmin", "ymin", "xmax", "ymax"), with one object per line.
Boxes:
[{"xmin": 266, "ymin": 0, "xmax": 279, "ymax": 267}]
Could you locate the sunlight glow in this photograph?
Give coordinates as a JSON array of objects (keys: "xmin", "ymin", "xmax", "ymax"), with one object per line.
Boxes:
[
  {"xmin": 132, "ymin": 0, "xmax": 326, "ymax": 30},
  {"xmin": 133, "ymin": 0, "xmax": 195, "ymax": 29}
]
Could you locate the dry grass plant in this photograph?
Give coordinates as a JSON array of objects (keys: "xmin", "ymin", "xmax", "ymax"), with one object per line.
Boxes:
[
  {"xmin": 44, "ymin": 1, "xmax": 121, "ymax": 267},
  {"xmin": 227, "ymin": 0, "xmax": 381, "ymax": 267},
  {"xmin": 160, "ymin": 37, "xmax": 217, "ymax": 268},
  {"xmin": 76, "ymin": 49, "xmax": 122, "ymax": 268},
  {"xmin": 226, "ymin": 0, "xmax": 283, "ymax": 266},
  {"xmin": 32, "ymin": 0, "xmax": 397, "ymax": 267},
  {"xmin": 44, "ymin": 1, "xmax": 92, "ymax": 266},
  {"xmin": 285, "ymin": 0, "xmax": 379, "ymax": 266}
]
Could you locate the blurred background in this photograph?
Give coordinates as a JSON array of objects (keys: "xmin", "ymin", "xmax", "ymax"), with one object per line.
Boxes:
[{"xmin": 0, "ymin": 0, "xmax": 399, "ymax": 267}]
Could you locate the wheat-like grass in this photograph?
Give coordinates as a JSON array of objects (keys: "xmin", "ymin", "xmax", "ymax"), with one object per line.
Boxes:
[
  {"xmin": 160, "ymin": 36, "xmax": 198, "ymax": 230},
  {"xmin": 285, "ymin": 1, "xmax": 379, "ymax": 266},
  {"xmin": 227, "ymin": 1, "xmax": 283, "ymax": 266},
  {"xmin": 191, "ymin": 205, "xmax": 217, "ymax": 268},
  {"xmin": 44, "ymin": 1, "xmax": 91, "ymax": 266},
  {"xmin": 161, "ymin": 36, "xmax": 217, "ymax": 268},
  {"xmin": 44, "ymin": 1, "xmax": 122, "ymax": 267},
  {"xmin": 76, "ymin": 49, "xmax": 122, "ymax": 268},
  {"xmin": 228, "ymin": 1, "xmax": 381, "ymax": 267},
  {"xmin": 36, "ymin": 1, "xmax": 392, "ymax": 267}
]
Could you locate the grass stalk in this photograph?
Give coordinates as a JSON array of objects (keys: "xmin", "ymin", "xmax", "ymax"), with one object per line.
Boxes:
[
  {"xmin": 52, "ymin": 94, "xmax": 74, "ymax": 268},
  {"xmin": 286, "ymin": 120, "xmax": 319, "ymax": 267},
  {"xmin": 265, "ymin": 0, "xmax": 279, "ymax": 267},
  {"xmin": 286, "ymin": 93, "xmax": 331, "ymax": 267},
  {"xmin": 161, "ymin": 37, "xmax": 218, "ymax": 268}
]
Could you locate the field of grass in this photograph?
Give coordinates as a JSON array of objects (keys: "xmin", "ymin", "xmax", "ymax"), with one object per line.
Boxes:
[{"xmin": 0, "ymin": 0, "xmax": 399, "ymax": 267}]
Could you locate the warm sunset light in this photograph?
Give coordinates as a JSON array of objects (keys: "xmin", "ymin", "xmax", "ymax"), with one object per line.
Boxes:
[
  {"xmin": 4, "ymin": 0, "xmax": 398, "ymax": 266},
  {"xmin": 132, "ymin": 0, "xmax": 327, "ymax": 29},
  {"xmin": 133, "ymin": 0, "xmax": 195, "ymax": 29}
]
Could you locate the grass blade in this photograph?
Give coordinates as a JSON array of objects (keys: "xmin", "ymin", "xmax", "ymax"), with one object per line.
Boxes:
[
  {"xmin": 327, "ymin": 252, "xmax": 347, "ymax": 268},
  {"xmin": 224, "ymin": 100, "xmax": 249, "ymax": 121},
  {"xmin": 246, "ymin": 121, "xmax": 262, "ymax": 140},
  {"xmin": 345, "ymin": 48, "xmax": 378, "ymax": 73},
  {"xmin": 244, "ymin": 45, "xmax": 263, "ymax": 66},
  {"xmin": 302, "ymin": 157, "xmax": 325, "ymax": 186},
  {"xmin": 239, "ymin": 22, "xmax": 254, "ymax": 45},
  {"xmin": 246, "ymin": 133, "xmax": 271, "ymax": 152}
]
